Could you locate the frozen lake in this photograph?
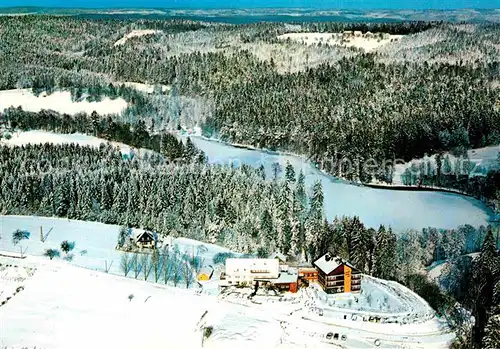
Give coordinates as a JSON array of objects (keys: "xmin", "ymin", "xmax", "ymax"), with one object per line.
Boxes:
[{"xmin": 192, "ymin": 137, "xmax": 493, "ymax": 231}]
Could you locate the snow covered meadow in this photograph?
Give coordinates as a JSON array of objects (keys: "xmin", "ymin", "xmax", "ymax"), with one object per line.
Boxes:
[
  {"xmin": 0, "ymin": 216, "xmax": 456, "ymax": 348},
  {"xmin": 277, "ymin": 32, "xmax": 403, "ymax": 52},
  {"xmin": 1, "ymin": 130, "xmax": 132, "ymax": 154},
  {"xmin": 0, "ymin": 89, "xmax": 128, "ymax": 115},
  {"xmin": 0, "ymin": 215, "xmax": 231, "ymax": 277}
]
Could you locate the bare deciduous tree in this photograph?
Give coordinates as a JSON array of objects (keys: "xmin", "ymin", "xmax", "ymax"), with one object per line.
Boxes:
[
  {"xmin": 120, "ymin": 252, "xmax": 132, "ymax": 277},
  {"xmin": 141, "ymin": 253, "xmax": 152, "ymax": 281},
  {"xmin": 132, "ymin": 252, "xmax": 141, "ymax": 279},
  {"xmin": 182, "ymin": 252, "xmax": 195, "ymax": 288}
]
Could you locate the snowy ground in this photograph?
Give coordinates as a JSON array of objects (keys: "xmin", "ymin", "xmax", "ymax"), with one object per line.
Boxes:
[
  {"xmin": 114, "ymin": 29, "xmax": 161, "ymax": 46},
  {"xmin": 0, "ymin": 89, "xmax": 128, "ymax": 115},
  {"xmin": 0, "ymin": 255, "xmax": 454, "ymax": 349},
  {"xmin": 120, "ymin": 81, "xmax": 170, "ymax": 94},
  {"xmin": 0, "ymin": 130, "xmax": 162, "ymax": 159},
  {"xmin": 277, "ymin": 32, "xmax": 403, "ymax": 52},
  {"xmin": 0, "ymin": 216, "xmax": 454, "ymax": 348},
  {"xmin": 0, "ymin": 215, "xmax": 231, "ymax": 277},
  {"xmin": 1, "ymin": 130, "xmax": 132, "ymax": 154}
]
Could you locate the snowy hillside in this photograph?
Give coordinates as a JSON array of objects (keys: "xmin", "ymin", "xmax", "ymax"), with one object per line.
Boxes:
[
  {"xmin": 0, "ymin": 130, "xmax": 163, "ymax": 159},
  {"xmin": 1, "ymin": 130, "xmax": 131, "ymax": 154},
  {"xmin": 277, "ymin": 32, "xmax": 403, "ymax": 52},
  {"xmin": 0, "ymin": 216, "xmax": 232, "ymax": 277},
  {"xmin": 0, "ymin": 254, "xmax": 455, "ymax": 349},
  {"xmin": 0, "ymin": 216, "xmax": 456, "ymax": 348}
]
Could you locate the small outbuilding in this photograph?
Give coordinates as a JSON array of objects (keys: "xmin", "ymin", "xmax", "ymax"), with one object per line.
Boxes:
[{"xmin": 299, "ymin": 267, "xmax": 319, "ymax": 283}]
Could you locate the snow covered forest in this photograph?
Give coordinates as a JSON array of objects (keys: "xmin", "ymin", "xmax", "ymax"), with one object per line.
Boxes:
[
  {"xmin": 0, "ymin": 13, "xmax": 499, "ymax": 348},
  {"xmin": 0, "ymin": 16, "xmax": 499, "ymax": 199}
]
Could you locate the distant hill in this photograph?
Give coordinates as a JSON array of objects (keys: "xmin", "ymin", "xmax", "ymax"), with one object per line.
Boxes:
[{"xmin": 0, "ymin": 7, "xmax": 499, "ymax": 23}]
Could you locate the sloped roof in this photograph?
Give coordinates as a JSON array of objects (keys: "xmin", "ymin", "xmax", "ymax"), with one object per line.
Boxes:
[
  {"xmin": 226, "ymin": 258, "xmax": 279, "ymax": 274},
  {"xmin": 268, "ymin": 252, "xmax": 287, "ymax": 262},
  {"xmin": 313, "ymin": 253, "xmax": 357, "ymax": 275},
  {"xmin": 135, "ymin": 231, "xmax": 154, "ymax": 242},
  {"xmin": 274, "ymin": 268, "xmax": 298, "ymax": 284}
]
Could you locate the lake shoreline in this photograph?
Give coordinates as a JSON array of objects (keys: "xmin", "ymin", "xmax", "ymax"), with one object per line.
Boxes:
[{"xmin": 194, "ymin": 135, "xmax": 480, "ymax": 197}]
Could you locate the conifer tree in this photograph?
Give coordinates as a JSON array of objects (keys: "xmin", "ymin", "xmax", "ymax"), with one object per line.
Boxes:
[
  {"xmin": 373, "ymin": 225, "xmax": 397, "ymax": 280},
  {"xmin": 305, "ymin": 180, "xmax": 324, "ymax": 260},
  {"xmin": 468, "ymin": 228, "xmax": 500, "ymax": 347},
  {"xmin": 285, "ymin": 161, "xmax": 296, "ymax": 183}
]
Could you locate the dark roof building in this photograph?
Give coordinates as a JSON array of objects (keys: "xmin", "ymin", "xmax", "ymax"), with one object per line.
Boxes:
[{"xmin": 135, "ymin": 231, "xmax": 156, "ymax": 249}]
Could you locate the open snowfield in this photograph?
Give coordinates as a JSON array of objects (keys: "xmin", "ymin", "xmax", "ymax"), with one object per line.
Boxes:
[
  {"xmin": 114, "ymin": 29, "xmax": 161, "ymax": 46},
  {"xmin": 1, "ymin": 130, "xmax": 133, "ymax": 155},
  {"xmin": 0, "ymin": 255, "xmax": 454, "ymax": 349},
  {"xmin": 0, "ymin": 89, "xmax": 128, "ymax": 115},
  {"xmin": 120, "ymin": 81, "xmax": 170, "ymax": 94},
  {"xmin": 277, "ymin": 32, "xmax": 403, "ymax": 52}
]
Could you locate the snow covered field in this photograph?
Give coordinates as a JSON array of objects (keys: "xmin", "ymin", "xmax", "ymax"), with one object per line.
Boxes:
[
  {"xmin": 1, "ymin": 130, "xmax": 133, "ymax": 154},
  {"xmin": 277, "ymin": 32, "xmax": 403, "ymax": 52},
  {"xmin": 0, "ymin": 89, "xmax": 128, "ymax": 115},
  {"xmin": 0, "ymin": 255, "xmax": 454, "ymax": 349},
  {"xmin": 114, "ymin": 29, "xmax": 161, "ymax": 46},
  {"xmin": 0, "ymin": 216, "xmax": 231, "ymax": 277},
  {"xmin": 120, "ymin": 81, "xmax": 170, "ymax": 94},
  {"xmin": 0, "ymin": 130, "xmax": 163, "ymax": 160}
]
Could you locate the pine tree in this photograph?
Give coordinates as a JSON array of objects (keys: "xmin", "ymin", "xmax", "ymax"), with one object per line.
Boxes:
[
  {"xmin": 112, "ymin": 183, "xmax": 127, "ymax": 215},
  {"xmin": 305, "ymin": 180, "xmax": 324, "ymax": 260},
  {"xmin": 284, "ymin": 161, "xmax": 296, "ymax": 183},
  {"xmin": 483, "ymin": 312, "xmax": 500, "ymax": 349},
  {"xmin": 468, "ymin": 228, "xmax": 500, "ymax": 347},
  {"xmin": 184, "ymin": 137, "xmax": 198, "ymax": 161},
  {"xmin": 295, "ymin": 170, "xmax": 307, "ymax": 211},
  {"xmin": 260, "ymin": 208, "xmax": 274, "ymax": 254},
  {"xmin": 397, "ymin": 229, "xmax": 424, "ymax": 280},
  {"xmin": 373, "ymin": 225, "xmax": 397, "ymax": 280},
  {"xmin": 100, "ymin": 174, "xmax": 112, "ymax": 211}
]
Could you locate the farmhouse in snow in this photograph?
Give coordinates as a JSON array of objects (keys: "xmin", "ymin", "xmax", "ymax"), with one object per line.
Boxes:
[
  {"xmin": 313, "ymin": 253, "xmax": 362, "ymax": 294},
  {"xmin": 135, "ymin": 231, "xmax": 156, "ymax": 249}
]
